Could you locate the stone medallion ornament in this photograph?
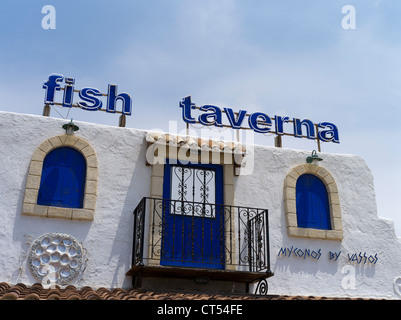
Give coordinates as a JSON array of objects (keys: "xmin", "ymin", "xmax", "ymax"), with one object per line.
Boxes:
[{"xmin": 28, "ymin": 233, "xmax": 83, "ymax": 286}]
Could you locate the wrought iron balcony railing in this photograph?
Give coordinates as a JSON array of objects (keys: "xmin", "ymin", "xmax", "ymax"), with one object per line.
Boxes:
[{"xmin": 130, "ymin": 197, "xmax": 272, "ymax": 278}]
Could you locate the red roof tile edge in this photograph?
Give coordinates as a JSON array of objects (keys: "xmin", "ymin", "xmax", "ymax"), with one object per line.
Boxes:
[{"xmin": 0, "ymin": 282, "xmax": 377, "ymax": 300}]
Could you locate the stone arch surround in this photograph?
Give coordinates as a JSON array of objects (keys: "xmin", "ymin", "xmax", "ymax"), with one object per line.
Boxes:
[
  {"xmin": 283, "ymin": 163, "xmax": 343, "ymax": 240},
  {"xmin": 22, "ymin": 134, "xmax": 98, "ymax": 221}
]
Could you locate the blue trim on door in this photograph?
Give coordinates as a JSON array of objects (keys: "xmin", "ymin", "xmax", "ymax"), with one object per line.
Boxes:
[
  {"xmin": 296, "ymin": 174, "xmax": 331, "ymax": 230},
  {"xmin": 37, "ymin": 147, "xmax": 86, "ymax": 208},
  {"xmin": 161, "ymin": 159, "xmax": 225, "ymax": 269}
]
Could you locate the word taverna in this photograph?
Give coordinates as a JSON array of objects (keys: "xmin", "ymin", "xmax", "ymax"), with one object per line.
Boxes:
[{"xmin": 179, "ymin": 96, "xmax": 339, "ymax": 143}]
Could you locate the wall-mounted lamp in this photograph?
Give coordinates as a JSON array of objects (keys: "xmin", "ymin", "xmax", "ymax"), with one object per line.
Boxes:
[
  {"xmin": 62, "ymin": 119, "xmax": 79, "ymax": 135},
  {"xmin": 306, "ymin": 150, "xmax": 323, "ymax": 163}
]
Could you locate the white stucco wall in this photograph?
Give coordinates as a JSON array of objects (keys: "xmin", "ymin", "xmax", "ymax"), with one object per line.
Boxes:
[
  {"xmin": 0, "ymin": 111, "xmax": 150, "ymax": 289},
  {"xmin": 0, "ymin": 111, "xmax": 400, "ymax": 299},
  {"xmin": 238, "ymin": 145, "xmax": 401, "ymax": 299}
]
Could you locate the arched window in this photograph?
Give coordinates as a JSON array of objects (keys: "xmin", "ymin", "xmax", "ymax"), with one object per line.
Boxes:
[
  {"xmin": 23, "ymin": 135, "xmax": 97, "ymax": 220},
  {"xmin": 284, "ymin": 164, "xmax": 342, "ymax": 240},
  {"xmin": 37, "ymin": 147, "xmax": 86, "ymax": 208},
  {"xmin": 296, "ymin": 174, "xmax": 331, "ymax": 230}
]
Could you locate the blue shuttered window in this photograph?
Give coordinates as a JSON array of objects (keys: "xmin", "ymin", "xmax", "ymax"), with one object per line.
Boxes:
[
  {"xmin": 37, "ymin": 147, "xmax": 86, "ymax": 208},
  {"xmin": 296, "ymin": 174, "xmax": 331, "ymax": 230}
]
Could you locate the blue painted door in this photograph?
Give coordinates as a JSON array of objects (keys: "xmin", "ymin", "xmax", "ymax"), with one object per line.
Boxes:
[
  {"xmin": 296, "ymin": 174, "xmax": 331, "ymax": 230},
  {"xmin": 161, "ymin": 160, "xmax": 225, "ymax": 269},
  {"xmin": 37, "ymin": 147, "xmax": 86, "ymax": 208}
]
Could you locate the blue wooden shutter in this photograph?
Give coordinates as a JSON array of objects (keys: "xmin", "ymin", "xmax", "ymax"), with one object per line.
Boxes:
[
  {"xmin": 37, "ymin": 147, "xmax": 86, "ymax": 208},
  {"xmin": 296, "ymin": 174, "xmax": 331, "ymax": 230}
]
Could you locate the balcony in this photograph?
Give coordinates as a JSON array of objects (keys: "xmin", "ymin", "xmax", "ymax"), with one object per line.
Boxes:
[{"xmin": 126, "ymin": 197, "xmax": 273, "ymax": 294}]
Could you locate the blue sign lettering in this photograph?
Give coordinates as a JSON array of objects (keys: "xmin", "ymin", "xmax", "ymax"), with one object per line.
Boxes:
[
  {"xmin": 224, "ymin": 108, "xmax": 247, "ymax": 129},
  {"xmin": 78, "ymin": 87, "xmax": 103, "ymax": 111},
  {"xmin": 43, "ymin": 74, "xmax": 63, "ymax": 104},
  {"xmin": 248, "ymin": 112, "xmax": 272, "ymax": 133},
  {"xmin": 43, "ymin": 74, "xmax": 132, "ymax": 115},
  {"xmin": 179, "ymin": 96, "xmax": 339, "ymax": 143},
  {"xmin": 293, "ymin": 118, "xmax": 315, "ymax": 140},
  {"xmin": 199, "ymin": 105, "xmax": 222, "ymax": 127},
  {"xmin": 107, "ymin": 84, "xmax": 132, "ymax": 115},
  {"xmin": 62, "ymin": 77, "xmax": 75, "ymax": 108}
]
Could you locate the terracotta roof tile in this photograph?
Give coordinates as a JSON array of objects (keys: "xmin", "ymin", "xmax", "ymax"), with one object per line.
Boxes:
[
  {"xmin": 1, "ymin": 292, "xmax": 19, "ymax": 300},
  {"xmin": 146, "ymin": 132, "xmax": 246, "ymax": 155},
  {"xmin": 0, "ymin": 282, "xmax": 10, "ymax": 294},
  {"xmin": 24, "ymin": 293, "xmax": 40, "ymax": 300},
  {"xmin": 0, "ymin": 282, "xmax": 378, "ymax": 300}
]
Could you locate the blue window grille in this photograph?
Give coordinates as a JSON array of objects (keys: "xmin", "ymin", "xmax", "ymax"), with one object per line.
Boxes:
[
  {"xmin": 37, "ymin": 147, "xmax": 86, "ymax": 208},
  {"xmin": 296, "ymin": 174, "xmax": 331, "ymax": 230}
]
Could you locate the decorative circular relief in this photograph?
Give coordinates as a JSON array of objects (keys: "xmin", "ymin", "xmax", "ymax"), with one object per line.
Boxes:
[{"xmin": 28, "ymin": 233, "xmax": 83, "ymax": 286}]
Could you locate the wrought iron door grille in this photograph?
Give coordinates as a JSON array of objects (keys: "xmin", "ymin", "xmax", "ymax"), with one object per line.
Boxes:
[
  {"xmin": 131, "ymin": 197, "xmax": 271, "ymax": 273},
  {"xmin": 170, "ymin": 165, "xmax": 216, "ymax": 218}
]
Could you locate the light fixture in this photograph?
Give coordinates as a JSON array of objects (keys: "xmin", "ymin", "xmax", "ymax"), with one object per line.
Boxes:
[
  {"xmin": 62, "ymin": 119, "xmax": 79, "ymax": 135},
  {"xmin": 306, "ymin": 150, "xmax": 323, "ymax": 163}
]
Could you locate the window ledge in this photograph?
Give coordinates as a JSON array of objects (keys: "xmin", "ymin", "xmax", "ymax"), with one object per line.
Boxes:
[
  {"xmin": 22, "ymin": 203, "xmax": 94, "ymax": 221},
  {"xmin": 287, "ymin": 226, "xmax": 343, "ymax": 240}
]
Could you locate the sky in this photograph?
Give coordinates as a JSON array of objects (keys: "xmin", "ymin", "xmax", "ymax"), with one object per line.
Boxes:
[{"xmin": 0, "ymin": 1, "xmax": 400, "ymax": 235}]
